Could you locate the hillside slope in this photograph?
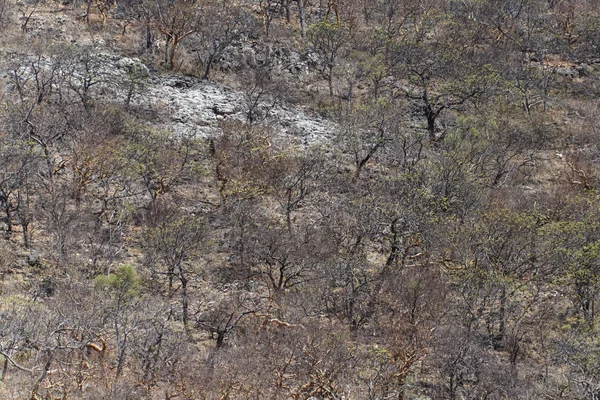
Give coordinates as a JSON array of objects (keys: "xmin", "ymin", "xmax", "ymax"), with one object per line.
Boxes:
[{"xmin": 1, "ymin": 0, "xmax": 600, "ymax": 399}]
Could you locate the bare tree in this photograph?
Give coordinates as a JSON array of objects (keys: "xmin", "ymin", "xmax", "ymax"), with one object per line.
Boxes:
[
  {"xmin": 306, "ymin": 20, "xmax": 350, "ymax": 96},
  {"xmin": 188, "ymin": 1, "xmax": 252, "ymax": 79},
  {"xmin": 143, "ymin": 203, "xmax": 207, "ymax": 332},
  {"xmin": 153, "ymin": 0, "xmax": 200, "ymax": 70}
]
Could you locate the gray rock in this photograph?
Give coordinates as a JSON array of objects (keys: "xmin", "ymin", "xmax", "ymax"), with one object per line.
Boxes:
[
  {"xmin": 243, "ymin": 47, "xmax": 257, "ymax": 67},
  {"xmin": 212, "ymin": 103, "xmax": 236, "ymax": 115},
  {"xmin": 47, "ymin": 55, "xmax": 339, "ymax": 148},
  {"xmin": 575, "ymin": 63, "xmax": 595, "ymax": 75},
  {"xmin": 556, "ymin": 67, "xmax": 578, "ymax": 78},
  {"xmin": 27, "ymin": 250, "xmax": 40, "ymax": 267},
  {"xmin": 117, "ymin": 57, "xmax": 150, "ymax": 77}
]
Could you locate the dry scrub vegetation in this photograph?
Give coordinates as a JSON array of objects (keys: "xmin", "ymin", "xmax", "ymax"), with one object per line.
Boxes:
[{"xmin": 0, "ymin": 0, "xmax": 600, "ymax": 399}]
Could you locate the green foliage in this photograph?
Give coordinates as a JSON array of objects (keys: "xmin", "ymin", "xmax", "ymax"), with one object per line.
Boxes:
[
  {"xmin": 94, "ymin": 264, "xmax": 141, "ymax": 299},
  {"xmin": 306, "ymin": 20, "xmax": 351, "ymax": 95},
  {"xmin": 306, "ymin": 20, "xmax": 348, "ymax": 43}
]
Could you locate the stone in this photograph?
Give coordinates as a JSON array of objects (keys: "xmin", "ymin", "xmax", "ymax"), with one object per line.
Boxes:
[
  {"xmin": 556, "ymin": 67, "xmax": 578, "ymax": 78},
  {"xmin": 49, "ymin": 56, "xmax": 340, "ymax": 148},
  {"xmin": 117, "ymin": 57, "xmax": 150, "ymax": 77},
  {"xmin": 576, "ymin": 63, "xmax": 595, "ymax": 75},
  {"xmin": 27, "ymin": 250, "xmax": 40, "ymax": 267}
]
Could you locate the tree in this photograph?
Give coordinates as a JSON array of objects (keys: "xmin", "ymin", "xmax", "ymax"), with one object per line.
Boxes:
[
  {"xmin": 452, "ymin": 209, "xmax": 541, "ymax": 349},
  {"xmin": 257, "ymin": 0, "xmax": 284, "ymax": 38},
  {"xmin": 554, "ymin": 326, "xmax": 600, "ymax": 399},
  {"xmin": 124, "ymin": 123, "xmax": 202, "ymax": 205},
  {"xmin": 118, "ymin": 59, "xmax": 149, "ymax": 112},
  {"xmin": 361, "ymin": 262, "xmax": 444, "ymax": 400},
  {"xmin": 143, "ymin": 205, "xmax": 207, "ymax": 332},
  {"xmin": 566, "ymin": 241, "xmax": 600, "ymax": 326},
  {"xmin": 399, "ymin": 47, "xmax": 501, "ymax": 140},
  {"xmin": 437, "ymin": 106, "xmax": 542, "ymax": 190},
  {"xmin": 63, "ymin": 49, "xmax": 110, "ymax": 110},
  {"xmin": 266, "ymin": 150, "xmax": 323, "ymax": 232},
  {"xmin": 335, "ymin": 99, "xmax": 398, "ymax": 178},
  {"xmin": 0, "ymin": 283, "xmax": 110, "ymax": 398},
  {"xmin": 196, "ymin": 291, "xmax": 259, "ymax": 348},
  {"xmin": 293, "ymin": 0, "xmax": 308, "ymax": 36},
  {"xmin": 0, "ymin": 0, "xmax": 10, "ymax": 30},
  {"xmin": 248, "ymin": 222, "xmax": 331, "ymax": 293},
  {"xmin": 241, "ymin": 65, "xmax": 282, "ymax": 125},
  {"xmin": 95, "ymin": 264, "xmax": 142, "ymax": 381},
  {"xmin": 188, "ymin": 1, "xmax": 251, "ymax": 79},
  {"xmin": 539, "ymin": 199, "xmax": 600, "ymax": 328},
  {"xmin": 210, "ymin": 121, "xmax": 272, "ymax": 200},
  {"xmin": 306, "ymin": 20, "xmax": 350, "ymax": 96},
  {"xmin": 550, "ymin": 0, "xmax": 600, "ymax": 53},
  {"xmin": 153, "ymin": 0, "xmax": 200, "ymax": 70},
  {"xmin": 0, "ymin": 131, "xmax": 39, "ymax": 244}
]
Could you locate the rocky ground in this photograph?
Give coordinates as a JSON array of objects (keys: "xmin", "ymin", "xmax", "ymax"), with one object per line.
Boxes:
[{"xmin": 143, "ymin": 72, "xmax": 336, "ymax": 148}]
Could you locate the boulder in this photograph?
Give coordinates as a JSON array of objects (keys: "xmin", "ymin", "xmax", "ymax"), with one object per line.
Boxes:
[{"xmin": 556, "ymin": 67, "xmax": 578, "ymax": 78}]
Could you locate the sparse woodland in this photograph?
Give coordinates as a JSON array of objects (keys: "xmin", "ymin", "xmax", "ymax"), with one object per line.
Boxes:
[{"xmin": 0, "ymin": 0, "xmax": 599, "ymax": 398}]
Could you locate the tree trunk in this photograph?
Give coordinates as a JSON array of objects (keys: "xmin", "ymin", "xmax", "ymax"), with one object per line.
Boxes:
[
  {"xmin": 297, "ymin": 0, "xmax": 306, "ymax": 36},
  {"xmin": 167, "ymin": 265, "xmax": 174, "ymax": 295},
  {"xmin": 164, "ymin": 34, "xmax": 170, "ymax": 65},
  {"xmin": 385, "ymin": 219, "xmax": 400, "ymax": 270},
  {"xmin": 115, "ymin": 344, "xmax": 126, "ymax": 382},
  {"xmin": 180, "ymin": 269, "xmax": 189, "ymax": 333},
  {"xmin": 1, "ymin": 358, "xmax": 7, "ymax": 381},
  {"xmin": 265, "ymin": 14, "xmax": 271, "ymax": 37},
  {"xmin": 203, "ymin": 53, "xmax": 215, "ymax": 80},
  {"xmin": 145, "ymin": 25, "xmax": 153, "ymax": 50},
  {"xmin": 216, "ymin": 331, "xmax": 225, "ymax": 348},
  {"xmin": 21, "ymin": 220, "xmax": 29, "ymax": 248},
  {"xmin": 284, "ymin": 0, "xmax": 291, "ymax": 22},
  {"xmin": 328, "ymin": 66, "xmax": 334, "ymax": 96},
  {"xmin": 2, "ymin": 201, "xmax": 12, "ymax": 239},
  {"xmin": 286, "ymin": 210, "xmax": 292, "ymax": 234},
  {"xmin": 168, "ymin": 37, "xmax": 179, "ymax": 70},
  {"xmin": 496, "ymin": 286, "xmax": 507, "ymax": 348},
  {"xmin": 363, "ymin": 0, "xmax": 370, "ymax": 23},
  {"xmin": 86, "ymin": 0, "xmax": 92, "ymax": 23},
  {"xmin": 355, "ymin": 155, "xmax": 368, "ymax": 179},
  {"xmin": 31, "ymin": 351, "xmax": 53, "ymax": 400},
  {"xmin": 424, "ymin": 104, "xmax": 437, "ymax": 138}
]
